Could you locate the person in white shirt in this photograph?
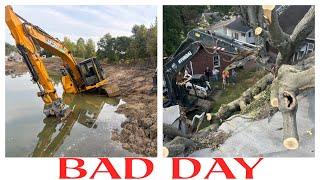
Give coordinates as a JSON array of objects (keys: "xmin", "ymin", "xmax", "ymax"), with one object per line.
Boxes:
[{"xmin": 212, "ymin": 68, "xmax": 219, "ymax": 82}]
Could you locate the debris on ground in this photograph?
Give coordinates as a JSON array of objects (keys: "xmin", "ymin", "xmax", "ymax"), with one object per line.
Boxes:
[{"xmin": 190, "ymin": 89, "xmax": 315, "ymax": 157}]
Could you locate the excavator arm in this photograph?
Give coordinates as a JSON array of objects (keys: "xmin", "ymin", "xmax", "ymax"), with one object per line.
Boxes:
[
  {"xmin": 5, "ymin": 5, "xmax": 119, "ymax": 118},
  {"xmin": 5, "ymin": 5, "xmax": 73, "ymax": 117}
]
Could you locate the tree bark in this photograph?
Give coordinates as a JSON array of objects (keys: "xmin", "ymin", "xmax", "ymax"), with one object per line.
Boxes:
[
  {"xmin": 210, "ymin": 73, "xmax": 273, "ymax": 121},
  {"xmin": 270, "ymin": 63, "xmax": 314, "ymax": 149},
  {"xmin": 163, "ymin": 123, "xmax": 191, "ymax": 139},
  {"xmin": 240, "ymin": 6, "xmax": 314, "ymax": 67},
  {"xmin": 163, "ymin": 136, "xmax": 199, "ymax": 157}
]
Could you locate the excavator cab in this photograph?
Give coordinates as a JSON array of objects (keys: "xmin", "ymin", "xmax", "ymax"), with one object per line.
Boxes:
[{"xmin": 77, "ymin": 58, "xmax": 105, "ymax": 86}]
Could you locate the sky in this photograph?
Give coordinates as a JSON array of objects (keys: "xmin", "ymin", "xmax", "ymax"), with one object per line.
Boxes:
[{"xmin": 5, "ymin": 5, "xmax": 157, "ymax": 45}]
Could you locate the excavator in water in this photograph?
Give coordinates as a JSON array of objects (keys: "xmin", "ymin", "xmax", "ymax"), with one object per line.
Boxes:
[{"xmin": 5, "ymin": 5, "xmax": 120, "ymax": 118}]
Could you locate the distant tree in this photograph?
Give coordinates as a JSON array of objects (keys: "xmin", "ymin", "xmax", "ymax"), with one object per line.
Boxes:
[
  {"xmin": 75, "ymin": 37, "xmax": 86, "ymax": 58},
  {"xmin": 96, "ymin": 22, "xmax": 156, "ymax": 63},
  {"xmin": 146, "ymin": 21, "xmax": 157, "ymax": 58},
  {"xmin": 97, "ymin": 33, "xmax": 118, "ymax": 62},
  {"xmin": 115, "ymin": 36, "xmax": 132, "ymax": 59},
  {"xmin": 163, "ymin": 5, "xmax": 233, "ymax": 56},
  {"xmin": 62, "ymin": 37, "xmax": 76, "ymax": 55},
  {"xmin": 85, "ymin": 38, "xmax": 96, "ymax": 59},
  {"xmin": 5, "ymin": 42, "xmax": 17, "ymax": 56},
  {"xmin": 131, "ymin": 25, "xmax": 148, "ymax": 59}
]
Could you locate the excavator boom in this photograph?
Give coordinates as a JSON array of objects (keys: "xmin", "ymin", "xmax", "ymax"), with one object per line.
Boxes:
[{"xmin": 5, "ymin": 5, "xmax": 119, "ymax": 118}]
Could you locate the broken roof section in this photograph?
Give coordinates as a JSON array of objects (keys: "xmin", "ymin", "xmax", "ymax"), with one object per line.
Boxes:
[{"xmin": 278, "ymin": 5, "xmax": 314, "ymax": 39}]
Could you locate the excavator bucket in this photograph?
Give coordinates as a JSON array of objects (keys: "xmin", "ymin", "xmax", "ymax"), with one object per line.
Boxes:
[{"xmin": 102, "ymin": 83, "xmax": 121, "ymax": 97}]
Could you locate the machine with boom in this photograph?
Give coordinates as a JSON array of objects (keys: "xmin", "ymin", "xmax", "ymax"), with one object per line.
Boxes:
[
  {"xmin": 163, "ymin": 28, "xmax": 264, "ymax": 131},
  {"xmin": 5, "ymin": 5, "xmax": 119, "ymax": 118}
]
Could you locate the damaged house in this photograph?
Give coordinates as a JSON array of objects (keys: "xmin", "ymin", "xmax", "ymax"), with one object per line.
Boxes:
[
  {"xmin": 187, "ymin": 5, "xmax": 314, "ymax": 75},
  {"xmin": 186, "ymin": 16, "xmax": 256, "ymax": 75}
]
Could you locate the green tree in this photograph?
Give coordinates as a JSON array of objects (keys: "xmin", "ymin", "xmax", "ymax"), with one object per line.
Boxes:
[
  {"xmin": 131, "ymin": 24, "xmax": 148, "ymax": 59},
  {"xmin": 5, "ymin": 42, "xmax": 17, "ymax": 56},
  {"xmin": 97, "ymin": 33, "xmax": 118, "ymax": 62},
  {"xmin": 75, "ymin": 37, "xmax": 86, "ymax": 58},
  {"xmin": 96, "ymin": 21, "xmax": 157, "ymax": 64},
  {"xmin": 163, "ymin": 5, "xmax": 233, "ymax": 56},
  {"xmin": 85, "ymin": 38, "xmax": 96, "ymax": 58},
  {"xmin": 115, "ymin": 36, "xmax": 132, "ymax": 59},
  {"xmin": 62, "ymin": 37, "xmax": 76, "ymax": 55},
  {"xmin": 146, "ymin": 21, "xmax": 157, "ymax": 58}
]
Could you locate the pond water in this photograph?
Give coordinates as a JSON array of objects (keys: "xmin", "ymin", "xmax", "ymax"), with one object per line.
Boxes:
[{"xmin": 5, "ymin": 73, "xmax": 138, "ymax": 157}]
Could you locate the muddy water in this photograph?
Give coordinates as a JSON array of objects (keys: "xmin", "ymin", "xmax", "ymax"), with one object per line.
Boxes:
[{"xmin": 5, "ymin": 73, "xmax": 138, "ymax": 157}]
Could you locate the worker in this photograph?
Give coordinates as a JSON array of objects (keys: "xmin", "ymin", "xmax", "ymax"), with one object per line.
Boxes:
[
  {"xmin": 212, "ymin": 68, "xmax": 219, "ymax": 82},
  {"xmin": 204, "ymin": 66, "xmax": 211, "ymax": 81},
  {"xmin": 222, "ymin": 70, "xmax": 230, "ymax": 86},
  {"xmin": 222, "ymin": 72, "xmax": 227, "ymax": 89}
]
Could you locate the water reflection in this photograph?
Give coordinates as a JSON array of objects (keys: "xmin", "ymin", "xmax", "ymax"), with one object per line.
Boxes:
[
  {"xmin": 6, "ymin": 73, "xmax": 137, "ymax": 157},
  {"xmin": 31, "ymin": 93, "xmax": 120, "ymax": 157}
]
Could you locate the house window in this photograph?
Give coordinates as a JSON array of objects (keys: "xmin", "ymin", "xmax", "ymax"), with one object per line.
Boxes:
[
  {"xmin": 213, "ymin": 54, "xmax": 220, "ymax": 68},
  {"xmin": 307, "ymin": 43, "xmax": 314, "ymax": 53},
  {"xmin": 248, "ymin": 32, "xmax": 252, "ymax": 37}
]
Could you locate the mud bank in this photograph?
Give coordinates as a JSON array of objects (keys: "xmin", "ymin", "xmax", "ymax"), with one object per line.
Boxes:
[{"xmin": 105, "ymin": 65, "xmax": 157, "ymax": 156}]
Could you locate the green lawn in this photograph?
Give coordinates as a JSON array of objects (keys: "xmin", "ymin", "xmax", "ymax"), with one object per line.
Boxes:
[{"xmin": 211, "ymin": 68, "xmax": 267, "ymax": 113}]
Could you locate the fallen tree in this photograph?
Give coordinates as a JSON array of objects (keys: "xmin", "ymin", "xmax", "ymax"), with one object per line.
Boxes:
[
  {"xmin": 207, "ymin": 5, "xmax": 315, "ymax": 150},
  {"xmin": 212, "ymin": 73, "xmax": 274, "ymax": 121},
  {"xmin": 163, "ymin": 6, "xmax": 315, "ymax": 156}
]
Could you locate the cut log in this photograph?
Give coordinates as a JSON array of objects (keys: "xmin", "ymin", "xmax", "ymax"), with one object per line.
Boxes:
[
  {"xmin": 270, "ymin": 64, "xmax": 314, "ymax": 150},
  {"xmin": 164, "ymin": 136, "xmax": 199, "ymax": 157},
  {"xmin": 280, "ymin": 90, "xmax": 299, "ymax": 150},
  {"xmin": 163, "ymin": 123, "xmax": 191, "ymax": 139},
  {"xmin": 163, "ymin": 144, "xmax": 185, "ymax": 157}
]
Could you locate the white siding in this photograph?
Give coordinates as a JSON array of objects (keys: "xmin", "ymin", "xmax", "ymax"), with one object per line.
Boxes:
[{"xmin": 245, "ymin": 30, "xmax": 255, "ymax": 44}]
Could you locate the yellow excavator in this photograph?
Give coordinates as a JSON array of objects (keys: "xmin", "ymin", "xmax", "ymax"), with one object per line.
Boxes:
[{"xmin": 5, "ymin": 5, "xmax": 120, "ymax": 118}]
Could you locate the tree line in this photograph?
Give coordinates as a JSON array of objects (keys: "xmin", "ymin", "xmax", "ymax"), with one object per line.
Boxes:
[
  {"xmin": 61, "ymin": 37, "xmax": 96, "ymax": 59},
  {"xmin": 163, "ymin": 5, "xmax": 232, "ymax": 56},
  {"xmin": 5, "ymin": 42, "xmax": 17, "ymax": 56},
  {"xmin": 5, "ymin": 21, "xmax": 157, "ymax": 64},
  {"xmin": 96, "ymin": 22, "xmax": 157, "ymax": 63}
]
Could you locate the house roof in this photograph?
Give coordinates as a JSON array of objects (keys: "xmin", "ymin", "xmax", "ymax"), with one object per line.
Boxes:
[
  {"xmin": 225, "ymin": 16, "xmax": 251, "ymax": 33},
  {"xmin": 278, "ymin": 5, "xmax": 314, "ymax": 39},
  {"xmin": 209, "ymin": 16, "xmax": 236, "ymax": 31}
]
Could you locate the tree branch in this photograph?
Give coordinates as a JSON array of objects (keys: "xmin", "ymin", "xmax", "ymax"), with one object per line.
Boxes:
[{"xmin": 290, "ymin": 6, "xmax": 315, "ymax": 45}]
